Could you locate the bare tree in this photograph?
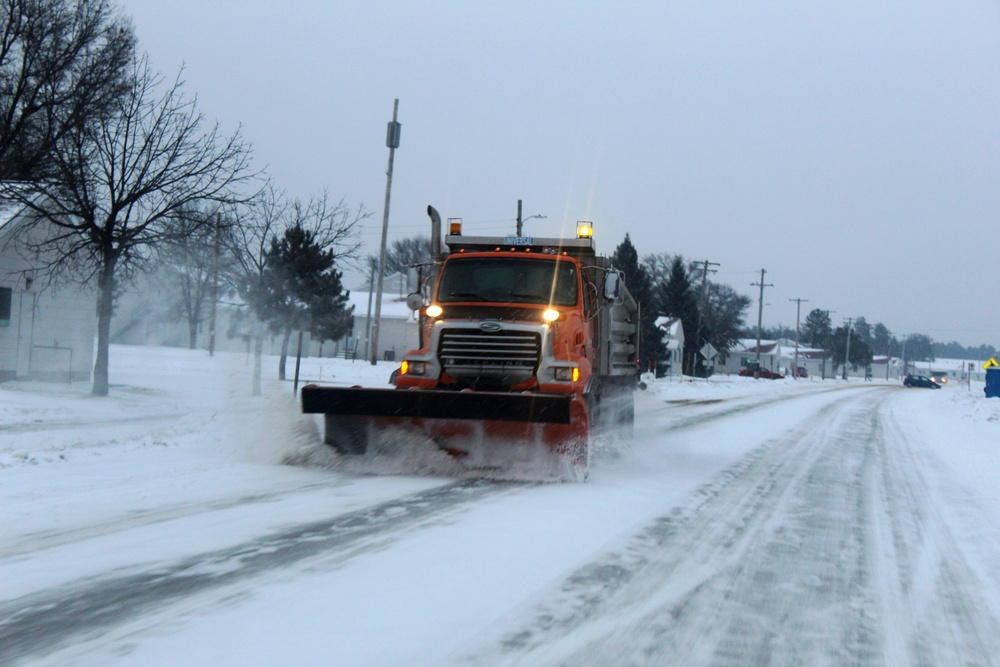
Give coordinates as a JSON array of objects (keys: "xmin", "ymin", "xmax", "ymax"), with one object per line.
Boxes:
[
  {"xmin": 0, "ymin": 0, "xmax": 134, "ymax": 180},
  {"xmin": 158, "ymin": 203, "xmax": 236, "ymax": 349},
  {"xmin": 384, "ymin": 235, "xmax": 431, "ymax": 275},
  {"xmin": 269, "ymin": 191, "xmax": 365, "ymax": 379},
  {"xmin": 1, "ymin": 54, "xmax": 256, "ymax": 395},
  {"xmin": 224, "ymin": 185, "xmax": 367, "ymax": 394},
  {"xmin": 224, "ymin": 183, "xmax": 289, "ymax": 396}
]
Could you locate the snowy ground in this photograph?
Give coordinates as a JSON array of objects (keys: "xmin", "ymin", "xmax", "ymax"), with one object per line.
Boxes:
[{"xmin": 2, "ymin": 345, "xmax": 999, "ymax": 666}]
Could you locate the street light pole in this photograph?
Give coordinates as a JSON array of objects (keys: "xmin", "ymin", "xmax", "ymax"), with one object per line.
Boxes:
[{"xmin": 515, "ymin": 199, "xmax": 545, "ymax": 237}]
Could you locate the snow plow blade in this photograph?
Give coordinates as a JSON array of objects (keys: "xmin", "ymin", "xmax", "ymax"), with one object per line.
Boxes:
[
  {"xmin": 301, "ymin": 386, "xmax": 589, "ymax": 480},
  {"xmin": 301, "ymin": 386, "xmax": 575, "ymax": 423}
]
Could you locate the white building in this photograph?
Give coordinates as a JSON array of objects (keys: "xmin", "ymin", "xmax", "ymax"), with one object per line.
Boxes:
[
  {"xmin": 718, "ymin": 339, "xmax": 833, "ymax": 379},
  {"xmin": 110, "ymin": 270, "xmax": 420, "ymax": 362},
  {"xmin": 653, "ymin": 316, "xmax": 685, "ymax": 377},
  {"xmin": 0, "ymin": 199, "xmax": 96, "ymax": 382}
]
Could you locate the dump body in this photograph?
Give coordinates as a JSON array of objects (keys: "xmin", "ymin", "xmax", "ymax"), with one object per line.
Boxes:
[{"xmin": 302, "ymin": 227, "xmax": 639, "ymax": 480}]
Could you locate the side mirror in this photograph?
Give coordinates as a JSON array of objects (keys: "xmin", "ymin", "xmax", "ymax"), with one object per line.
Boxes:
[
  {"xmin": 604, "ymin": 272, "xmax": 621, "ymax": 301},
  {"xmin": 406, "ymin": 267, "xmax": 419, "ymax": 293},
  {"xmin": 406, "ymin": 293, "xmax": 424, "ymax": 311}
]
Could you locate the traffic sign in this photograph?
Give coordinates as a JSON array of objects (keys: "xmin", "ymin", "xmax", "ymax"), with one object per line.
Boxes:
[
  {"xmin": 700, "ymin": 342, "xmax": 718, "ymax": 360},
  {"xmin": 984, "ymin": 358, "xmax": 999, "ymax": 369}
]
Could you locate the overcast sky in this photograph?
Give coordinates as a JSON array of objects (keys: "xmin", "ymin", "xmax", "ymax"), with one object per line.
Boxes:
[{"xmin": 120, "ymin": 0, "xmax": 1000, "ymax": 349}]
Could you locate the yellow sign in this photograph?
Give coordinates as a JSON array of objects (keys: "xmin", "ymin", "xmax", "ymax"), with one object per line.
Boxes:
[{"xmin": 984, "ymin": 358, "xmax": 1000, "ymax": 369}]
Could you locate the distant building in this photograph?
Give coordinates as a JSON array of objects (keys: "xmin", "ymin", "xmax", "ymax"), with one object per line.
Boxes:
[
  {"xmin": 653, "ymin": 316, "xmax": 684, "ymax": 377},
  {"xmin": 777, "ymin": 341, "xmax": 833, "ymax": 379},
  {"xmin": 111, "ymin": 269, "xmax": 420, "ymax": 362},
  {"xmin": 0, "ymin": 198, "xmax": 95, "ymax": 382},
  {"xmin": 717, "ymin": 339, "xmax": 831, "ymax": 378},
  {"xmin": 910, "ymin": 358, "xmax": 986, "ymax": 384}
]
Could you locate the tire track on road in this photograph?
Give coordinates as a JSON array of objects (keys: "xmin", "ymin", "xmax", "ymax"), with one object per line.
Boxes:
[
  {"xmin": 0, "ymin": 479, "xmax": 523, "ymax": 665},
  {"xmin": 458, "ymin": 386, "xmax": 1000, "ymax": 666}
]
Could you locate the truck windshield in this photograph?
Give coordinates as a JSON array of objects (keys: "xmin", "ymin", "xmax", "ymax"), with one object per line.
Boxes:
[{"xmin": 437, "ymin": 257, "xmax": 578, "ymax": 306}]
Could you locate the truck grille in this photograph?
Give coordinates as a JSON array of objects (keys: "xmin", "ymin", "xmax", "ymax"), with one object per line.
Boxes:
[{"xmin": 438, "ymin": 328, "xmax": 541, "ymax": 385}]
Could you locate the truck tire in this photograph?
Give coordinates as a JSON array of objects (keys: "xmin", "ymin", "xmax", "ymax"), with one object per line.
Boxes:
[{"xmin": 324, "ymin": 415, "xmax": 369, "ymax": 455}]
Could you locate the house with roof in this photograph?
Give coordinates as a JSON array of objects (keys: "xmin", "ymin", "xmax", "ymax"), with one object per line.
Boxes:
[
  {"xmin": 0, "ymin": 198, "xmax": 95, "ymax": 382},
  {"xmin": 109, "ymin": 268, "xmax": 420, "ymax": 363},
  {"xmin": 722, "ymin": 339, "xmax": 837, "ymax": 378},
  {"xmin": 777, "ymin": 341, "xmax": 834, "ymax": 379},
  {"xmin": 717, "ymin": 339, "xmax": 782, "ymax": 376},
  {"xmin": 653, "ymin": 315, "xmax": 685, "ymax": 377}
]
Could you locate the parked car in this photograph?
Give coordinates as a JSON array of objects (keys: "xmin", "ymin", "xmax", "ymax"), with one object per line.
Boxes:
[
  {"xmin": 739, "ymin": 367, "xmax": 785, "ymax": 379},
  {"xmin": 903, "ymin": 374, "xmax": 941, "ymax": 389}
]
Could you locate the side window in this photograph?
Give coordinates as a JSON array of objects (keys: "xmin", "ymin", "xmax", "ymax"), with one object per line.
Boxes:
[
  {"xmin": 581, "ymin": 268, "xmax": 598, "ymax": 315},
  {"xmin": 0, "ymin": 286, "xmax": 11, "ymax": 326}
]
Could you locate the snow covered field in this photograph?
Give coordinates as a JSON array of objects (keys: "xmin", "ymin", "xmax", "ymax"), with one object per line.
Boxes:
[{"xmin": 2, "ymin": 345, "xmax": 999, "ymax": 666}]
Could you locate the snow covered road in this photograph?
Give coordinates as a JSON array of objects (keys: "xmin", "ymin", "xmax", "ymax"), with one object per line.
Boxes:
[
  {"xmin": 2, "ymin": 347, "xmax": 999, "ymax": 666},
  {"xmin": 466, "ymin": 388, "xmax": 1000, "ymax": 666}
]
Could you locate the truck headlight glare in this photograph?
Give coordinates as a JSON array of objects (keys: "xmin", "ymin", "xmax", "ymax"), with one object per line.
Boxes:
[
  {"xmin": 401, "ymin": 360, "xmax": 427, "ymax": 376},
  {"xmin": 542, "ymin": 308, "xmax": 560, "ymax": 322},
  {"xmin": 425, "ymin": 305, "xmax": 443, "ymax": 318},
  {"xmin": 554, "ymin": 367, "xmax": 579, "ymax": 382}
]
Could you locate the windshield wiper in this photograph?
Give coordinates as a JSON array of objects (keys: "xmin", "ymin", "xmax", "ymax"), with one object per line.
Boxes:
[
  {"xmin": 508, "ymin": 292, "xmax": 548, "ymax": 303},
  {"xmin": 446, "ymin": 291, "xmax": 488, "ymax": 301}
]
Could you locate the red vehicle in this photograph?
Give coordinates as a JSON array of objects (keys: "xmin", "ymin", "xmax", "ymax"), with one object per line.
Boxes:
[
  {"xmin": 739, "ymin": 367, "xmax": 785, "ymax": 379},
  {"xmin": 302, "ymin": 209, "xmax": 640, "ymax": 480}
]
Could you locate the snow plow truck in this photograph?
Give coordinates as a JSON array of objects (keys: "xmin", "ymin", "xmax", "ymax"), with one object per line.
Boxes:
[{"xmin": 301, "ymin": 208, "xmax": 640, "ymax": 481}]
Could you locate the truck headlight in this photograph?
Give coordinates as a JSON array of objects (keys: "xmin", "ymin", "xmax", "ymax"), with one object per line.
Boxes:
[
  {"xmin": 542, "ymin": 308, "xmax": 560, "ymax": 322},
  {"xmin": 554, "ymin": 366, "xmax": 579, "ymax": 382},
  {"xmin": 401, "ymin": 360, "xmax": 427, "ymax": 376}
]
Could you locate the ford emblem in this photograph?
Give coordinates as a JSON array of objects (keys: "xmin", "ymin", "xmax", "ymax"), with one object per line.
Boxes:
[{"xmin": 480, "ymin": 321, "xmax": 502, "ymax": 332}]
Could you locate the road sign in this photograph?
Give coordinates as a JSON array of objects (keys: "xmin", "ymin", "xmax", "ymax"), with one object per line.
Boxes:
[
  {"xmin": 984, "ymin": 358, "xmax": 999, "ymax": 369},
  {"xmin": 700, "ymin": 342, "xmax": 718, "ymax": 360}
]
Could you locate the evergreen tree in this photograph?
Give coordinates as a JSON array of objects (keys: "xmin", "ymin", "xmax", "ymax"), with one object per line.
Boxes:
[
  {"xmin": 872, "ymin": 322, "xmax": 891, "ymax": 356},
  {"xmin": 903, "ymin": 334, "xmax": 934, "ymax": 363},
  {"xmin": 700, "ymin": 282, "xmax": 751, "ymax": 356},
  {"xmin": 853, "ymin": 316, "xmax": 872, "ymax": 350},
  {"xmin": 612, "ymin": 234, "xmax": 664, "ymax": 369},
  {"xmin": 657, "ymin": 256, "xmax": 699, "ymax": 374},
  {"xmin": 800, "ymin": 308, "xmax": 833, "ymax": 349},
  {"xmin": 261, "ymin": 223, "xmax": 353, "ymax": 379},
  {"xmin": 831, "ymin": 326, "xmax": 873, "ymax": 375}
]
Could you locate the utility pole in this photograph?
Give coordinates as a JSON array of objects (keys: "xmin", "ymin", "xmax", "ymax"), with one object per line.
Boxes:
[
  {"xmin": 789, "ymin": 297, "xmax": 808, "ymax": 379},
  {"xmin": 885, "ymin": 330, "xmax": 897, "ymax": 381},
  {"xmin": 371, "ymin": 98, "xmax": 401, "ymax": 366},
  {"xmin": 900, "ymin": 334, "xmax": 908, "ymax": 377},
  {"xmin": 694, "ymin": 259, "xmax": 719, "ymax": 376},
  {"xmin": 363, "ymin": 259, "xmax": 376, "ymax": 360},
  {"xmin": 843, "ymin": 317, "xmax": 854, "ymax": 380},
  {"xmin": 751, "ymin": 269, "xmax": 773, "ymax": 378}
]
